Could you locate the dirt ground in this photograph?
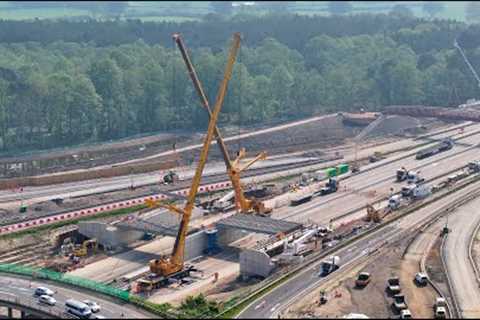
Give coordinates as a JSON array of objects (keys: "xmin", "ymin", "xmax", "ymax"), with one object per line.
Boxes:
[{"xmin": 286, "ymin": 235, "xmax": 439, "ymax": 319}]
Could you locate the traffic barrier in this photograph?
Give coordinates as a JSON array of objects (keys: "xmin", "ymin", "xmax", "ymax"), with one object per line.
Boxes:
[{"xmin": 0, "ymin": 180, "xmax": 234, "ymax": 235}]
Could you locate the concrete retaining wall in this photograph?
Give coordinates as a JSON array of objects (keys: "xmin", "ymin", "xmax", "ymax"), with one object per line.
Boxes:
[
  {"xmin": 78, "ymin": 222, "xmax": 145, "ymax": 248},
  {"xmin": 239, "ymin": 249, "xmax": 275, "ymax": 278}
]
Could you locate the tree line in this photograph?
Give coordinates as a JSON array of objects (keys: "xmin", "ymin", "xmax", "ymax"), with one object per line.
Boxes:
[{"xmin": 0, "ymin": 13, "xmax": 479, "ymax": 154}]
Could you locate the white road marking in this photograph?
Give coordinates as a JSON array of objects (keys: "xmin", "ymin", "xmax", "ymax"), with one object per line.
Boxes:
[{"xmin": 270, "ymin": 303, "xmax": 280, "ymax": 312}]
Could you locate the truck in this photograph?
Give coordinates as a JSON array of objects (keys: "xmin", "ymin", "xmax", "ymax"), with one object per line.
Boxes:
[
  {"xmin": 396, "ymin": 167, "xmax": 409, "ymax": 182},
  {"xmin": 416, "ymin": 139, "xmax": 453, "ymax": 160},
  {"xmin": 319, "ymin": 255, "xmax": 340, "ymax": 276},
  {"xmin": 388, "ymin": 195, "xmax": 402, "ymax": 210},
  {"xmin": 401, "ymin": 184, "xmax": 431, "ymax": 199},
  {"xmin": 316, "ymin": 178, "xmax": 339, "ymax": 196},
  {"xmin": 291, "ymin": 193, "xmax": 314, "ymax": 206},
  {"xmin": 468, "ymin": 160, "xmax": 480, "ymax": 173},
  {"xmin": 406, "ymin": 171, "xmax": 424, "ymax": 184}
]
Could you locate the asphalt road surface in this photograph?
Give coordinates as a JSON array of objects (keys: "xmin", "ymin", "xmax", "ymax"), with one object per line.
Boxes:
[
  {"xmin": 238, "ymin": 178, "xmax": 480, "ymax": 319},
  {"xmin": 444, "ymin": 197, "xmax": 480, "ymax": 318},
  {"xmin": 0, "ymin": 275, "xmax": 150, "ymax": 319}
]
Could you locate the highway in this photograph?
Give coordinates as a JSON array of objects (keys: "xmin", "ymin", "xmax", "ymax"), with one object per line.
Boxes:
[
  {"xmin": 273, "ymin": 125, "xmax": 480, "ymax": 226},
  {"xmin": 65, "ymin": 124, "xmax": 480, "ymax": 284},
  {"xmin": 443, "ymin": 197, "xmax": 480, "ymax": 318},
  {"xmin": 0, "ymin": 121, "xmax": 474, "ymax": 207},
  {"xmin": 0, "ymin": 275, "xmax": 150, "ymax": 319},
  {"xmin": 238, "ymin": 176, "xmax": 480, "ymax": 319}
]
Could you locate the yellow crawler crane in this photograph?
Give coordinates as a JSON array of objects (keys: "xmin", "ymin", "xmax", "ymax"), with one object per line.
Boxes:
[
  {"xmin": 147, "ymin": 33, "xmax": 241, "ymax": 278},
  {"xmin": 172, "ymin": 33, "xmax": 270, "ymax": 215}
]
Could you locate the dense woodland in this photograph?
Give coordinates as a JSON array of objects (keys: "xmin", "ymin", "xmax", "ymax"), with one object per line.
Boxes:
[{"xmin": 1, "ymin": 12, "xmax": 480, "ymax": 153}]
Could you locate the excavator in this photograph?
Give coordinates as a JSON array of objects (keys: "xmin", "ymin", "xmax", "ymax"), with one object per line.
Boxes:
[
  {"xmin": 363, "ymin": 203, "xmax": 387, "ymax": 223},
  {"xmin": 136, "ymin": 33, "xmax": 242, "ymax": 292},
  {"xmin": 171, "ymin": 33, "xmax": 272, "ymax": 216}
]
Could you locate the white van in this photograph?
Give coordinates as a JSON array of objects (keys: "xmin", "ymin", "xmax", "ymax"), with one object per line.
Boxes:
[{"xmin": 65, "ymin": 299, "xmax": 92, "ymax": 319}]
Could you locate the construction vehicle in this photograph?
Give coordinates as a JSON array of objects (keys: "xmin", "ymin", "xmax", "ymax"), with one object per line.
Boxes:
[
  {"xmin": 172, "ymin": 32, "xmax": 271, "ymax": 216},
  {"xmin": 73, "ymin": 239, "xmax": 98, "ymax": 257},
  {"xmin": 388, "ymin": 195, "xmax": 402, "ymax": 210},
  {"xmin": 468, "ymin": 160, "xmax": 480, "ymax": 173},
  {"xmin": 401, "ymin": 184, "xmax": 431, "ymax": 199},
  {"xmin": 135, "ymin": 33, "xmax": 241, "ymax": 292},
  {"xmin": 396, "ymin": 167, "xmax": 409, "ymax": 182},
  {"xmin": 406, "ymin": 171, "xmax": 425, "ymax": 184},
  {"xmin": 364, "ymin": 204, "xmax": 385, "ymax": 223},
  {"xmin": 368, "ymin": 151, "xmax": 385, "ymax": 163},
  {"xmin": 163, "ymin": 171, "xmax": 179, "ymax": 184},
  {"xmin": 316, "ymin": 177, "xmax": 339, "ymax": 196}
]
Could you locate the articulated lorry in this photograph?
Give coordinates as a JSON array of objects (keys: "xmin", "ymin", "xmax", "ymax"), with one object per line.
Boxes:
[{"xmin": 416, "ymin": 139, "xmax": 453, "ymax": 160}]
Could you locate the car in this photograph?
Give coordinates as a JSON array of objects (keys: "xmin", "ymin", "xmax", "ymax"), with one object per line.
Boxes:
[
  {"xmin": 415, "ymin": 272, "xmax": 428, "ymax": 286},
  {"xmin": 355, "ymin": 272, "xmax": 371, "ymax": 287},
  {"xmin": 387, "ymin": 276, "xmax": 401, "ymax": 294},
  {"xmin": 400, "ymin": 309, "xmax": 412, "ymax": 319},
  {"xmin": 392, "ymin": 294, "xmax": 408, "ymax": 312},
  {"xmin": 34, "ymin": 287, "xmax": 54, "ymax": 296},
  {"xmin": 38, "ymin": 295, "xmax": 56, "ymax": 306},
  {"xmin": 83, "ymin": 300, "xmax": 100, "ymax": 313},
  {"xmin": 91, "ymin": 315, "xmax": 106, "ymax": 319},
  {"xmin": 435, "ymin": 306, "xmax": 446, "ymax": 319}
]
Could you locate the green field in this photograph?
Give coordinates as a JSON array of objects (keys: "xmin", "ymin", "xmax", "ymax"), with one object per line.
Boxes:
[{"xmin": 0, "ymin": 2, "xmax": 470, "ymax": 23}]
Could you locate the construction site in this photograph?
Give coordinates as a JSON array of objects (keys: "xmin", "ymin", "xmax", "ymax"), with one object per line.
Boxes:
[{"xmin": 3, "ymin": 30, "xmax": 480, "ymax": 320}]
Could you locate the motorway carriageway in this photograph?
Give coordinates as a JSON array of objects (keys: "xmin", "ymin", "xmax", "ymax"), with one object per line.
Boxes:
[
  {"xmin": 68, "ymin": 123, "xmax": 480, "ymax": 284},
  {"xmin": 272, "ymin": 123, "xmax": 480, "ymax": 226},
  {"xmin": 0, "ymin": 156, "xmax": 317, "ymax": 204},
  {"xmin": 1, "ymin": 121, "xmax": 479, "ymax": 236},
  {"xmin": 0, "ymin": 120, "xmax": 473, "ymax": 206},
  {"xmin": 443, "ymin": 197, "xmax": 480, "ymax": 318},
  {"xmin": 0, "ymin": 275, "xmax": 150, "ymax": 319},
  {"xmin": 238, "ymin": 174, "xmax": 480, "ymax": 319}
]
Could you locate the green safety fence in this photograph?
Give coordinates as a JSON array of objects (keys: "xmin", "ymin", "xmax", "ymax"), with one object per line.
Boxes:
[
  {"xmin": 0, "ymin": 263, "xmax": 180, "ymax": 317},
  {"xmin": 0, "ymin": 263, "xmax": 130, "ymax": 301}
]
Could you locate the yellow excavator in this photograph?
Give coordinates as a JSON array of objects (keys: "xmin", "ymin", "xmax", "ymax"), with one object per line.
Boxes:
[
  {"xmin": 73, "ymin": 239, "xmax": 98, "ymax": 257},
  {"xmin": 138, "ymin": 33, "xmax": 241, "ymax": 288},
  {"xmin": 172, "ymin": 33, "xmax": 271, "ymax": 216}
]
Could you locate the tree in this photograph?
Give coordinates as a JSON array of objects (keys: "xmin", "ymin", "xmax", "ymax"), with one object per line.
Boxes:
[
  {"xmin": 390, "ymin": 4, "xmax": 414, "ymax": 18},
  {"xmin": 466, "ymin": 2, "xmax": 480, "ymax": 22},
  {"xmin": 209, "ymin": 1, "xmax": 233, "ymax": 15},
  {"xmin": 327, "ymin": 1, "xmax": 353, "ymax": 15},
  {"xmin": 103, "ymin": 1, "xmax": 128, "ymax": 17},
  {"xmin": 422, "ymin": 2, "xmax": 444, "ymax": 18}
]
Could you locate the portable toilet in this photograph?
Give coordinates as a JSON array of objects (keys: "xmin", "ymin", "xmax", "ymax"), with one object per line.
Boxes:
[
  {"xmin": 325, "ymin": 167, "xmax": 337, "ymax": 178},
  {"xmin": 336, "ymin": 164, "xmax": 349, "ymax": 175}
]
